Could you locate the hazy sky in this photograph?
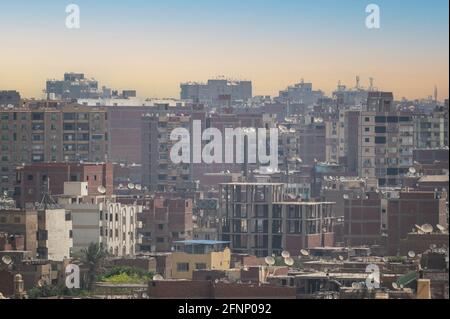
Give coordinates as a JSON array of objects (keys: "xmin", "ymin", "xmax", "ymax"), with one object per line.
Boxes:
[{"xmin": 0, "ymin": 0, "xmax": 448, "ymax": 100}]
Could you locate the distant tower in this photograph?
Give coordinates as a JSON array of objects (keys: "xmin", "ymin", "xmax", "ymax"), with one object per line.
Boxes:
[
  {"xmin": 369, "ymin": 77, "xmax": 374, "ymax": 91},
  {"xmin": 356, "ymin": 76, "xmax": 361, "ymax": 90},
  {"xmin": 434, "ymin": 86, "xmax": 438, "ymax": 103}
]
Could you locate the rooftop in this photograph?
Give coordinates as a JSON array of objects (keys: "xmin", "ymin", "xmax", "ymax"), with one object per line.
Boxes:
[{"xmin": 174, "ymin": 240, "xmax": 230, "ymax": 246}]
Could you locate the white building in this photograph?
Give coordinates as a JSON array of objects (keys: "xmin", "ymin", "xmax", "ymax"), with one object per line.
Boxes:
[{"xmin": 57, "ymin": 182, "xmax": 142, "ymax": 257}]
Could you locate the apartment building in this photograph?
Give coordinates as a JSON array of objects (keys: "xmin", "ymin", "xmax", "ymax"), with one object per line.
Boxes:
[
  {"xmin": 387, "ymin": 191, "xmax": 448, "ymax": 255},
  {"xmin": 0, "ymin": 91, "xmax": 21, "ymax": 108},
  {"xmin": 15, "ymin": 162, "xmax": 113, "ymax": 208},
  {"xmin": 171, "ymin": 240, "xmax": 231, "ymax": 280},
  {"xmin": 36, "ymin": 206, "xmax": 73, "ymax": 262},
  {"xmin": 141, "ymin": 113, "xmax": 193, "ymax": 193},
  {"xmin": 46, "ymin": 73, "xmax": 100, "ymax": 100},
  {"xmin": 180, "ymin": 78, "xmax": 252, "ymax": 105},
  {"xmin": 359, "ymin": 92, "xmax": 414, "ymax": 187},
  {"xmin": 297, "ymin": 117, "xmax": 326, "ymax": 166},
  {"xmin": 0, "ymin": 104, "xmax": 109, "ymax": 195},
  {"xmin": 414, "ymin": 111, "xmax": 448, "ymax": 149},
  {"xmin": 57, "ymin": 182, "xmax": 142, "ymax": 257},
  {"xmin": 138, "ymin": 198, "xmax": 193, "ymax": 253},
  {"xmin": 0, "ymin": 208, "xmax": 38, "ymax": 256},
  {"xmin": 219, "ymin": 183, "xmax": 334, "ymax": 257}
]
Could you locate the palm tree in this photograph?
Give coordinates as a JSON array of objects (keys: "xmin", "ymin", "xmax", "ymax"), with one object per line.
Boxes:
[{"xmin": 79, "ymin": 243, "xmax": 108, "ymax": 291}]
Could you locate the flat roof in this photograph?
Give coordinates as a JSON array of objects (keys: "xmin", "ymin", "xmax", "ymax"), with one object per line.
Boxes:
[{"xmin": 174, "ymin": 240, "xmax": 230, "ymax": 246}]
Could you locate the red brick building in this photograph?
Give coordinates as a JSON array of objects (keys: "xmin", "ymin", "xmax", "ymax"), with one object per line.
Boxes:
[
  {"xmin": 387, "ymin": 191, "xmax": 447, "ymax": 255},
  {"xmin": 16, "ymin": 163, "xmax": 113, "ymax": 208}
]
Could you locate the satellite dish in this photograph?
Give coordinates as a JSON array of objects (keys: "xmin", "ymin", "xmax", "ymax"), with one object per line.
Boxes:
[
  {"xmin": 152, "ymin": 274, "xmax": 164, "ymax": 281},
  {"xmin": 128, "ymin": 183, "xmax": 135, "ymax": 190},
  {"xmin": 118, "ymin": 184, "xmax": 124, "ymax": 189},
  {"xmin": 264, "ymin": 256, "xmax": 275, "ymax": 266},
  {"xmin": 409, "ymin": 167, "xmax": 416, "ymax": 175},
  {"xmin": 392, "ymin": 282, "xmax": 399, "ymax": 290},
  {"xmin": 135, "ymin": 184, "xmax": 142, "ymax": 191},
  {"xmin": 97, "ymin": 185, "xmax": 106, "ymax": 194},
  {"xmin": 436, "ymin": 224, "xmax": 446, "ymax": 233},
  {"xmin": 284, "ymin": 257, "xmax": 295, "ymax": 267},
  {"xmin": 281, "ymin": 251, "xmax": 290, "ymax": 259},
  {"xmin": 415, "ymin": 225, "xmax": 425, "ymax": 234},
  {"xmin": 421, "ymin": 224, "xmax": 434, "ymax": 234},
  {"xmin": 408, "ymin": 251, "xmax": 416, "ymax": 258},
  {"xmin": 37, "ymin": 279, "xmax": 45, "ymax": 287},
  {"xmin": 1, "ymin": 255, "xmax": 12, "ymax": 265},
  {"xmin": 343, "ymin": 194, "xmax": 349, "ymax": 200},
  {"xmin": 352, "ymin": 282, "xmax": 361, "ymax": 289},
  {"xmin": 430, "ymin": 244, "xmax": 437, "ymax": 250},
  {"xmin": 300, "ymin": 249, "xmax": 310, "ymax": 257},
  {"xmin": 338, "ymin": 255, "xmax": 345, "ymax": 261}
]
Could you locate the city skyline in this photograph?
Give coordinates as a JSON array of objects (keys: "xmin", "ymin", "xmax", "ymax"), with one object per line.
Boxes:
[{"xmin": 0, "ymin": 0, "xmax": 448, "ymax": 100}]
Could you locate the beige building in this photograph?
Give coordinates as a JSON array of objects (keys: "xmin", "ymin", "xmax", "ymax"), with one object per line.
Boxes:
[
  {"xmin": 359, "ymin": 92, "xmax": 414, "ymax": 188},
  {"xmin": 170, "ymin": 240, "xmax": 231, "ymax": 280},
  {"xmin": 36, "ymin": 206, "xmax": 73, "ymax": 262}
]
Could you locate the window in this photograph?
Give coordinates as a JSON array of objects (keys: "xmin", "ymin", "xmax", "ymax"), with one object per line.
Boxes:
[
  {"xmin": 375, "ymin": 137, "xmax": 387, "ymax": 144},
  {"xmin": 365, "ymin": 127, "xmax": 370, "ymax": 132},
  {"xmin": 375, "ymin": 126, "xmax": 387, "ymax": 134},
  {"xmin": 195, "ymin": 263, "xmax": 207, "ymax": 270},
  {"xmin": 365, "ymin": 138, "xmax": 370, "ymax": 143},
  {"xmin": 375, "ymin": 116, "xmax": 386, "ymax": 123},
  {"xmin": 177, "ymin": 263, "xmax": 190, "ymax": 272}
]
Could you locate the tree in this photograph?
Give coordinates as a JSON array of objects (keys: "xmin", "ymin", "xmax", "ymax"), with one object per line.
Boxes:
[{"xmin": 79, "ymin": 243, "xmax": 109, "ymax": 291}]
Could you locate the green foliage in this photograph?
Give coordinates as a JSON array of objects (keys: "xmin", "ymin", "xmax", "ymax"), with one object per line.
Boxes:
[
  {"xmin": 99, "ymin": 266, "xmax": 154, "ymax": 284},
  {"xmin": 28, "ymin": 284, "xmax": 89, "ymax": 299},
  {"xmin": 77, "ymin": 243, "xmax": 109, "ymax": 290}
]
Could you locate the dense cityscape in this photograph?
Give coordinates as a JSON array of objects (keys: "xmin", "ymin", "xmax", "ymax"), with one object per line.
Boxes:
[
  {"xmin": 0, "ymin": 72, "xmax": 448, "ymax": 300},
  {"xmin": 0, "ymin": 1, "xmax": 449, "ymax": 307}
]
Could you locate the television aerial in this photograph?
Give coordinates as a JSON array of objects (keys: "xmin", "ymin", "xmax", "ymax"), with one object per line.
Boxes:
[
  {"xmin": 281, "ymin": 251, "xmax": 290, "ymax": 259},
  {"xmin": 408, "ymin": 251, "xmax": 416, "ymax": 258},
  {"xmin": 97, "ymin": 185, "xmax": 106, "ymax": 194},
  {"xmin": 284, "ymin": 257, "xmax": 295, "ymax": 267},
  {"xmin": 300, "ymin": 249, "xmax": 310, "ymax": 257},
  {"xmin": 264, "ymin": 256, "xmax": 276, "ymax": 266},
  {"xmin": 1, "ymin": 255, "xmax": 12, "ymax": 265}
]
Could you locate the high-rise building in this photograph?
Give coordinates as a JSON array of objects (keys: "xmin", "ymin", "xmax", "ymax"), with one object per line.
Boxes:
[
  {"xmin": 277, "ymin": 80, "xmax": 324, "ymax": 106},
  {"xmin": 180, "ymin": 78, "xmax": 252, "ymax": 105},
  {"xmin": 141, "ymin": 113, "xmax": 193, "ymax": 193},
  {"xmin": 46, "ymin": 73, "xmax": 100, "ymax": 100},
  {"xmin": 0, "ymin": 91, "xmax": 21, "ymax": 108},
  {"xmin": 358, "ymin": 92, "xmax": 414, "ymax": 187},
  {"xmin": 0, "ymin": 104, "xmax": 109, "ymax": 195}
]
